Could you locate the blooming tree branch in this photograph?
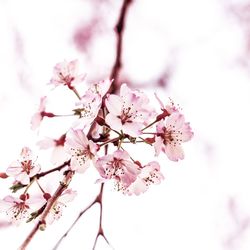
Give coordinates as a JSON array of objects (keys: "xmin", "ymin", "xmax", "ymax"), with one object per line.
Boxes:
[
  {"xmin": 0, "ymin": 1, "xmax": 193, "ymax": 250},
  {"xmin": 52, "ymin": 183, "xmax": 111, "ymax": 250},
  {"xmin": 19, "ymin": 170, "xmax": 74, "ymax": 250}
]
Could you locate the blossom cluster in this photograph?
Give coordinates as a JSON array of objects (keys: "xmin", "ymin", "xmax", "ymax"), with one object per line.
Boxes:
[{"xmin": 0, "ymin": 59, "xmax": 193, "ymax": 226}]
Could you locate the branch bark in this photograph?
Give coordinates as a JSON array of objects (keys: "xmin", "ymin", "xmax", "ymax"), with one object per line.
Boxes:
[{"xmin": 109, "ymin": 0, "xmax": 133, "ymax": 93}]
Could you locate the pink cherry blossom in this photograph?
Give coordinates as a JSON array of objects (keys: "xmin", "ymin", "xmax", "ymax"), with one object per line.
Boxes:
[
  {"xmin": 86, "ymin": 79, "xmax": 112, "ymax": 97},
  {"xmin": 105, "ymin": 83, "xmax": 154, "ymax": 137},
  {"xmin": 0, "ymin": 194, "xmax": 31, "ymax": 225},
  {"xmin": 36, "ymin": 134, "xmax": 67, "ymax": 164},
  {"xmin": 31, "ymin": 96, "xmax": 55, "ymax": 130},
  {"xmin": 154, "ymin": 112, "xmax": 193, "ymax": 161},
  {"xmin": 126, "ymin": 161, "xmax": 164, "ymax": 195},
  {"xmin": 73, "ymin": 93, "xmax": 102, "ymax": 129},
  {"xmin": 46, "ymin": 189, "xmax": 77, "ymax": 224},
  {"xmin": 37, "ymin": 134, "xmax": 66, "ymax": 150},
  {"xmin": 73, "ymin": 79, "xmax": 112, "ymax": 129},
  {"xmin": 64, "ymin": 129, "xmax": 97, "ymax": 173},
  {"xmin": 95, "ymin": 150, "xmax": 139, "ymax": 189},
  {"xmin": 49, "ymin": 60, "xmax": 85, "ymax": 89},
  {"xmin": 155, "ymin": 93, "xmax": 179, "ymax": 115},
  {"xmin": 6, "ymin": 147, "xmax": 41, "ymax": 185}
]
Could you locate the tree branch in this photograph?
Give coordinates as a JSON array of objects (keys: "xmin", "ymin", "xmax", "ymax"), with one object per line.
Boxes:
[
  {"xmin": 35, "ymin": 160, "xmax": 70, "ymax": 179},
  {"xmin": 19, "ymin": 171, "xmax": 74, "ymax": 250},
  {"xmin": 52, "ymin": 183, "xmax": 111, "ymax": 250},
  {"xmin": 20, "ymin": 1, "xmax": 133, "ymax": 249},
  {"xmin": 109, "ymin": 0, "xmax": 133, "ymax": 93}
]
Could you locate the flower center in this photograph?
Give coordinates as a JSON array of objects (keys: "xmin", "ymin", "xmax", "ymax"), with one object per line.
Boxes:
[
  {"xmin": 59, "ymin": 72, "xmax": 74, "ymax": 88},
  {"xmin": 8, "ymin": 202, "xmax": 29, "ymax": 220},
  {"xmin": 105, "ymin": 158, "xmax": 125, "ymax": 177},
  {"xmin": 161, "ymin": 127, "xmax": 183, "ymax": 147},
  {"xmin": 21, "ymin": 160, "xmax": 32, "ymax": 174},
  {"xmin": 119, "ymin": 107, "xmax": 133, "ymax": 124}
]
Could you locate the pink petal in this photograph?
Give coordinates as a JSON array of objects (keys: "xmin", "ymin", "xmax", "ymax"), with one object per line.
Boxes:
[
  {"xmin": 29, "ymin": 164, "xmax": 41, "ymax": 177},
  {"xmin": 16, "ymin": 172, "xmax": 30, "ymax": 185},
  {"xmin": 37, "ymin": 138, "xmax": 56, "ymax": 149},
  {"xmin": 129, "ymin": 178, "xmax": 148, "ymax": 196},
  {"xmin": 6, "ymin": 164, "xmax": 22, "ymax": 176},
  {"xmin": 154, "ymin": 137, "xmax": 163, "ymax": 156},
  {"xmin": 31, "ymin": 113, "xmax": 42, "ymax": 130},
  {"xmin": 105, "ymin": 113, "xmax": 122, "ymax": 132},
  {"xmin": 105, "ymin": 94, "xmax": 122, "ymax": 115},
  {"xmin": 123, "ymin": 122, "xmax": 142, "ymax": 137},
  {"xmin": 58, "ymin": 189, "xmax": 77, "ymax": 203},
  {"xmin": 165, "ymin": 112, "xmax": 184, "ymax": 129},
  {"xmin": 165, "ymin": 144, "xmax": 184, "ymax": 161}
]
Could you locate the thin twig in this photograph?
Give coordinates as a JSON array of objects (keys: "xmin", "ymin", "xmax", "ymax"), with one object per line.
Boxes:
[
  {"xmin": 35, "ymin": 160, "xmax": 70, "ymax": 179},
  {"xmin": 52, "ymin": 184, "xmax": 111, "ymax": 250}
]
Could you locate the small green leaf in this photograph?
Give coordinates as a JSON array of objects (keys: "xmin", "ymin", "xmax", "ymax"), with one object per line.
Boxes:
[{"xmin": 9, "ymin": 183, "xmax": 27, "ymax": 193}]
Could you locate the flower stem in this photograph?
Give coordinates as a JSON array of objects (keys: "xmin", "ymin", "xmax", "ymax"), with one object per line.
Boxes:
[
  {"xmin": 71, "ymin": 87, "xmax": 81, "ymax": 100},
  {"xmin": 23, "ymin": 177, "xmax": 36, "ymax": 194}
]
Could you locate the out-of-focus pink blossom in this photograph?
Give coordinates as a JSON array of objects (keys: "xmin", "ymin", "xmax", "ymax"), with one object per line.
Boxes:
[
  {"xmin": 105, "ymin": 84, "xmax": 154, "ymax": 137},
  {"xmin": 126, "ymin": 161, "xmax": 164, "ymax": 195},
  {"xmin": 49, "ymin": 60, "xmax": 85, "ymax": 89},
  {"xmin": 37, "ymin": 134, "xmax": 66, "ymax": 150},
  {"xmin": 95, "ymin": 150, "xmax": 139, "ymax": 188},
  {"xmin": 154, "ymin": 112, "xmax": 193, "ymax": 161},
  {"xmin": 0, "ymin": 194, "xmax": 31, "ymax": 225},
  {"xmin": 31, "ymin": 96, "xmax": 55, "ymax": 130},
  {"xmin": 36, "ymin": 134, "xmax": 67, "ymax": 164},
  {"xmin": 46, "ymin": 189, "xmax": 77, "ymax": 224},
  {"xmin": 6, "ymin": 147, "xmax": 41, "ymax": 185},
  {"xmin": 64, "ymin": 129, "xmax": 97, "ymax": 173}
]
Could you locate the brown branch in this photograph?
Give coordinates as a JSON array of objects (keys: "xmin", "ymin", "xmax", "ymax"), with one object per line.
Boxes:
[
  {"xmin": 19, "ymin": 1, "xmax": 133, "ymax": 249},
  {"xmin": 52, "ymin": 183, "xmax": 111, "ymax": 250},
  {"xmin": 92, "ymin": 183, "xmax": 112, "ymax": 250},
  {"xmin": 109, "ymin": 0, "xmax": 133, "ymax": 93},
  {"xmin": 53, "ymin": 1, "xmax": 133, "ymax": 249},
  {"xmin": 35, "ymin": 160, "xmax": 70, "ymax": 179},
  {"xmin": 19, "ymin": 171, "xmax": 74, "ymax": 250}
]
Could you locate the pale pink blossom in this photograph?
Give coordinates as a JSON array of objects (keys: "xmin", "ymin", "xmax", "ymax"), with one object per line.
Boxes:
[
  {"xmin": 73, "ymin": 79, "xmax": 112, "ymax": 129},
  {"xmin": 154, "ymin": 112, "xmax": 193, "ymax": 161},
  {"xmin": 49, "ymin": 60, "xmax": 85, "ymax": 89},
  {"xmin": 65, "ymin": 129, "xmax": 97, "ymax": 173},
  {"xmin": 86, "ymin": 79, "xmax": 112, "ymax": 97},
  {"xmin": 73, "ymin": 93, "xmax": 102, "ymax": 129},
  {"xmin": 95, "ymin": 150, "xmax": 139, "ymax": 189},
  {"xmin": 31, "ymin": 96, "xmax": 54, "ymax": 130},
  {"xmin": 0, "ymin": 194, "xmax": 31, "ymax": 225},
  {"xmin": 155, "ymin": 93, "xmax": 179, "ymax": 115},
  {"xmin": 36, "ymin": 134, "xmax": 68, "ymax": 164},
  {"xmin": 37, "ymin": 134, "xmax": 66, "ymax": 150},
  {"xmin": 46, "ymin": 189, "xmax": 77, "ymax": 224},
  {"xmin": 105, "ymin": 84, "xmax": 154, "ymax": 137},
  {"xmin": 126, "ymin": 161, "xmax": 164, "ymax": 195},
  {"xmin": 6, "ymin": 147, "xmax": 41, "ymax": 185}
]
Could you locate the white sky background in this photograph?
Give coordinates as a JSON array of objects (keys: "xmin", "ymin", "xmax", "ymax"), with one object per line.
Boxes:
[{"xmin": 1, "ymin": 0, "xmax": 250, "ymax": 249}]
